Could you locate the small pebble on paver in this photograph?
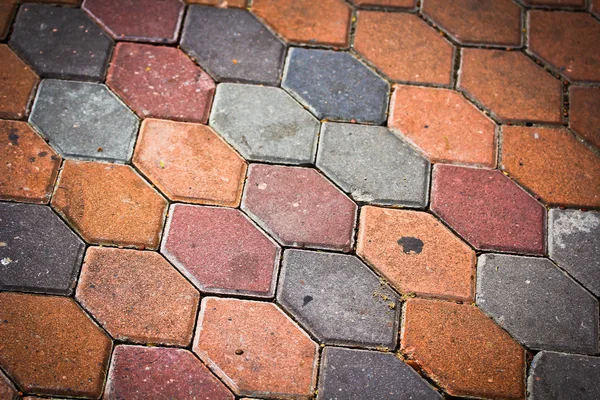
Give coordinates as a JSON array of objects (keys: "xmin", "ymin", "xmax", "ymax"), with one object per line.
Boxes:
[
  {"xmin": 282, "ymin": 48, "xmax": 390, "ymax": 124},
  {"xmin": 0, "ymin": 368, "xmax": 18, "ymax": 400},
  {"xmin": 569, "ymin": 86, "xmax": 600, "ymax": 149},
  {"xmin": 0, "ymin": 44, "xmax": 38, "ymax": 120}
]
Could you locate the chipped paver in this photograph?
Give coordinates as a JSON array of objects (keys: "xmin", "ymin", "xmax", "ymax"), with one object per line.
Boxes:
[
  {"xmin": 0, "ymin": 44, "xmax": 39, "ymax": 120},
  {"xmin": 569, "ymin": 86, "xmax": 600, "ymax": 149}
]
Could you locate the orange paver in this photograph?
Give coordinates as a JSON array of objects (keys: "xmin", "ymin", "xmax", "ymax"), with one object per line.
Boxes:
[
  {"xmin": 0, "ymin": 44, "xmax": 39, "ymax": 119},
  {"xmin": 569, "ymin": 86, "xmax": 600, "ymax": 149}
]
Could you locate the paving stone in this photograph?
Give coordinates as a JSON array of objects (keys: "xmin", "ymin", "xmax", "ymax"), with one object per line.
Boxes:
[
  {"xmin": 0, "ymin": 202, "xmax": 85, "ymax": 295},
  {"xmin": 9, "ymin": 3, "xmax": 113, "ymax": 81},
  {"xmin": 569, "ymin": 86, "xmax": 600, "ymax": 149},
  {"xmin": 401, "ymin": 298, "xmax": 526, "ymax": 399},
  {"xmin": 277, "ymin": 249, "xmax": 400, "ymax": 348},
  {"xmin": 51, "ymin": 160, "xmax": 167, "ymax": 249},
  {"xmin": 187, "ymin": 0, "xmax": 246, "ymax": 6},
  {"xmin": 317, "ymin": 122, "xmax": 430, "ymax": 207},
  {"xmin": 388, "ymin": 85, "xmax": 497, "ymax": 167},
  {"xmin": 29, "ymin": 79, "xmax": 139, "ymax": 163},
  {"xmin": 431, "ymin": 164, "xmax": 546, "ymax": 254},
  {"xmin": 76, "ymin": 247, "xmax": 200, "ymax": 346},
  {"xmin": 133, "ymin": 119, "xmax": 246, "ymax": 206},
  {"xmin": 0, "ymin": 0, "xmax": 17, "ymax": 40},
  {"xmin": 0, "ymin": 369, "xmax": 18, "ymax": 400},
  {"xmin": 193, "ymin": 297, "xmax": 318, "ymax": 398},
  {"xmin": 210, "ymin": 83, "xmax": 320, "ymax": 164},
  {"xmin": 477, "ymin": 253, "xmax": 599, "ymax": 354},
  {"xmin": 162, "ymin": 204, "xmax": 281, "ymax": 298},
  {"xmin": 592, "ymin": 0, "xmax": 600, "ymax": 17},
  {"xmin": 0, "ymin": 292, "xmax": 112, "ymax": 398},
  {"xmin": 242, "ymin": 164, "xmax": 357, "ymax": 252},
  {"xmin": 352, "ymin": 0, "xmax": 416, "ymax": 7},
  {"xmin": 0, "ymin": 44, "xmax": 39, "ymax": 120},
  {"xmin": 520, "ymin": 0, "xmax": 585, "ymax": 7}
]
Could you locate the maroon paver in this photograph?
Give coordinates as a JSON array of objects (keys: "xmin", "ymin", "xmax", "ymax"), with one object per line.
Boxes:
[
  {"xmin": 0, "ymin": 1, "xmax": 17, "ymax": 40},
  {"xmin": 592, "ymin": 0, "xmax": 600, "ymax": 17},
  {"xmin": 569, "ymin": 86, "xmax": 600, "ymax": 149},
  {"xmin": 521, "ymin": 0, "xmax": 585, "ymax": 8},
  {"xmin": 0, "ymin": 370, "xmax": 18, "ymax": 400},
  {"xmin": 0, "ymin": 44, "xmax": 39, "ymax": 120},
  {"xmin": 352, "ymin": 0, "xmax": 415, "ymax": 7}
]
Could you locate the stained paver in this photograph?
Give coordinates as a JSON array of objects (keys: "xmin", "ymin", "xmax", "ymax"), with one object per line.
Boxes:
[
  {"xmin": 242, "ymin": 164, "xmax": 357, "ymax": 252},
  {"xmin": 0, "ymin": 0, "xmax": 17, "ymax": 40},
  {"xmin": 162, "ymin": 204, "xmax": 280, "ymax": 298},
  {"xmin": 317, "ymin": 122, "xmax": 430, "ymax": 207},
  {"xmin": 282, "ymin": 48, "xmax": 390, "ymax": 124},
  {"xmin": 569, "ymin": 86, "xmax": 600, "ymax": 148},
  {"xmin": 477, "ymin": 253, "xmax": 599, "ymax": 354},
  {"xmin": 0, "ymin": 44, "xmax": 38, "ymax": 120},
  {"xmin": 520, "ymin": 0, "xmax": 585, "ymax": 7},
  {"xmin": 0, "ymin": 370, "xmax": 18, "ymax": 400},
  {"xmin": 29, "ymin": 79, "xmax": 139, "ymax": 163},
  {"xmin": 277, "ymin": 249, "xmax": 400, "ymax": 348},
  {"xmin": 352, "ymin": 0, "xmax": 415, "ymax": 7},
  {"xmin": 133, "ymin": 119, "xmax": 246, "ymax": 206}
]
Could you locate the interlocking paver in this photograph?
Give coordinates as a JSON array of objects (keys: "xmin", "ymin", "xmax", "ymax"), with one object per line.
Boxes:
[
  {"xmin": 317, "ymin": 122, "xmax": 430, "ymax": 207},
  {"xmin": 242, "ymin": 164, "xmax": 357, "ymax": 252},
  {"xmin": 277, "ymin": 249, "xmax": 400, "ymax": 348},
  {"xmin": 187, "ymin": 0, "xmax": 246, "ymax": 6},
  {"xmin": 0, "ymin": 202, "xmax": 85, "ymax": 295},
  {"xmin": 0, "ymin": 292, "xmax": 112, "ymax": 398},
  {"xmin": 351, "ymin": 0, "xmax": 415, "ymax": 7},
  {"xmin": 569, "ymin": 86, "xmax": 600, "ymax": 148},
  {"xmin": 0, "ymin": 0, "xmax": 17, "ymax": 40},
  {"xmin": 283, "ymin": 48, "xmax": 390, "ymax": 123},
  {"xmin": 401, "ymin": 298, "xmax": 526, "ymax": 399},
  {"xmin": 477, "ymin": 253, "xmax": 599, "ymax": 354},
  {"xmin": 133, "ymin": 119, "xmax": 246, "ymax": 206},
  {"xmin": 520, "ymin": 0, "xmax": 585, "ymax": 8},
  {"xmin": 210, "ymin": 83, "xmax": 320, "ymax": 164},
  {"xmin": 193, "ymin": 297, "xmax": 318, "ymax": 398},
  {"xmin": 162, "ymin": 204, "xmax": 280, "ymax": 298},
  {"xmin": 0, "ymin": 366, "xmax": 18, "ymax": 400},
  {"xmin": 29, "ymin": 79, "xmax": 139, "ymax": 163},
  {"xmin": 0, "ymin": 44, "xmax": 38, "ymax": 120}
]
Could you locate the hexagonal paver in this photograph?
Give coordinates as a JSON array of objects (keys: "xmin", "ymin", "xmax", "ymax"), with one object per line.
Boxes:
[
  {"xmin": 0, "ymin": 44, "xmax": 38, "ymax": 120},
  {"xmin": 242, "ymin": 164, "xmax": 357, "ymax": 252},
  {"xmin": 352, "ymin": 0, "xmax": 415, "ymax": 7},
  {"xmin": 209, "ymin": 83, "xmax": 320, "ymax": 164},
  {"xmin": 193, "ymin": 297, "xmax": 318, "ymax": 398},
  {"xmin": 0, "ymin": 202, "xmax": 85, "ymax": 295},
  {"xmin": 51, "ymin": 160, "xmax": 167, "ymax": 249},
  {"xmin": 520, "ymin": 0, "xmax": 585, "ymax": 8},
  {"xmin": 569, "ymin": 86, "xmax": 600, "ymax": 149},
  {"xmin": 161, "ymin": 204, "xmax": 281, "ymax": 298},
  {"xmin": 0, "ymin": 292, "xmax": 112, "ymax": 398},
  {"xmin": 388, "ymin": 85, "xmax": 497, "ymax": 167},
  {"xmin": 477, "ymin": 253, "xmax": 599, "ymax": 354},
  {"xmin": 502, "ymin": 125, "xmax": 600, "ymax": 208},
  {"xmin": 401, "ymin": 298, "xmax": 526, "ymax": 399},
  {"xmin": 181, "ymin": 6, "xmax": 285, "ymax": 85},
  {"xmin": 29, "ymin": 79, "xmax": 139, "ymax": 163},
  {"xmin": 76, "ymin": 247, "xmax": 200, "ymax": 346},
  {"xmin": 0, "ymin": 370, "xmax": 18, "ymax": 400},
  {"xmin": 133, "ymin": 119, "xmax": 246, "ymax": 207},
  {"xmin": 431, "ymin": 164, "xmax": 546, "ymax": 254},
  {"xmin": 282, "ymin": 48, "xmax": 390, "ymax": 124},
  {"xmin": 277, "ymin": 249, "xmax": 400, "ymax": 349},
  {"xmin": 9, "ymin": 3, "xmax": 113, "ymax": 81},
  {"xmin": 107, "ymin": 43, "xmax": 215, "ymax": 123}
]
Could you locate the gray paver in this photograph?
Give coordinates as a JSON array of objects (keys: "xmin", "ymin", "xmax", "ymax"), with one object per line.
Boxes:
[
  {"xmin": 477, "ymin": 253, "xmax": 599, "ymax": 354},
  {"xmin": 317, "ymin": 122, "xmax": 430, "ymax": 207},
  {"xmin": 30, "ymin": 79, "xmax": 139, "ymax": 163}
]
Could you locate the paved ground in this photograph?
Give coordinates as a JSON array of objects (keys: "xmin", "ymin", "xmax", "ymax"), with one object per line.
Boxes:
[{"xmin": 0, "ymin": 0, "xmax": 599, "ymax": 399}]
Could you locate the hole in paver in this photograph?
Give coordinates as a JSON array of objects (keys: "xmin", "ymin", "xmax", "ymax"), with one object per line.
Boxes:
[{"xmin": 397, "ymin": 237, "xmax": 424, "ymax": 254}]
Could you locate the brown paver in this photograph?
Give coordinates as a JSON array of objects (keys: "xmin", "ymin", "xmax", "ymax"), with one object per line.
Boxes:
[
  {"xmin": 193, "ymin": 297, "xmax": 318, "ymax": 398},
  {"xmin": 520, "ymin": 0, "xmax": 585, "ymax": 8},
  {"xmin": 51, "ymin": 160, "xmax": 168, "ymax": 249},
  {"xmin": 0, "ymin": 370, "xmax": 18, "ymax": 400},
  {"xmin": 501, "ymin": 125, "xmax": 600, "ymax": 208},
  {"xmin": 0, "ymin": 1, "xmax": 17, "ymax": 40},
  {"xmin": 388, "ymin": 85, "xmax": 497, "ymax": 167},
  {"xmin": 569, "ymin": 86, "xmax": 600, "ymax": 149},
  {"xmin": 0, "ymin": 292, "xmax": 112, "ymax": 398},
  {"xmin": 401, "ymin": 298, "xmax": 526, "ymax": 399},
  {"xmin": 133, "ymin": 119, "xmax": 246, "ymax": 207},
  {"xmin": 592, "ymin": 0, "xmax": 600, "ymax": 17},
  {"xmin": 0, "ymin": 44, "xmax": 39, "ymax": 120},
  {"xmin": 352, "ymin": 0, "xmax": 415, "ymax": 7},
  {"xmin": 186, "ymin": 0, "xmax": 246, "ymax": 7}
]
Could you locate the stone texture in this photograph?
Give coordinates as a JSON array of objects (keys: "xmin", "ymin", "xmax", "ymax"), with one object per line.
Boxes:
[
  {"xmin": 193, "ymin": 297, "xmax": 318, "ymax": 398},
  {"xmin": 521, "ymin": 0, "xmax": 585, "ymax": 7},
  {"xmin": 0, "ymin": 44, "xmax": 39, "ymax": 120},
  {"xmin": 0, "ymin": 365, "xmax": 19, "ymax": 400},
  {"xmin": 352, "ymin": 0, "xmax": 415, "ymax": 7},
  {"xmin": 187, "ymin": 0, "xmax": 246, "ymax": 6},
  {"xmin": 0, "ymin": 0, "xmax": 17, "ymax": 40},
  {"xmin": 569, "ymin": 86, "xmax": 600, "ymax": 149}
]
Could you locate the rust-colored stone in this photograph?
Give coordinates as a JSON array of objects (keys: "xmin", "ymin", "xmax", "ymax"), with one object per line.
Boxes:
[
  {"xmin": 569, "ymin": 86, "xmax": 600, "ymax": 149},
  {"xmin": 0, "ymin": 2, "xmax": 17, "ymax": 41},
  {"xmin": 0, "ymin": 44, "xmax": 39, "ymax": 120}
]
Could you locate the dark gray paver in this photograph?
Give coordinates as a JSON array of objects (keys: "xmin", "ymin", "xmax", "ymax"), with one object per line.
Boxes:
[
  {"xmin": 9, "ymin": 3, "xmax": 113, "ymax": 81},
  {"xmin": 317, "ymin": 122, "xmax": 430, "ymax": 207},
  {"xmin": 210, "ymin": 83, "xmax": 320, "ymax": 164},
  {"xmin": 0, "ymin": 202, "xmax": 85, "ymax": 295},
  {"xmin": 477, "ymin": 253, "xmax": 599, "ymax": 354},
  {"xmin": 282, "ymin": 47, "xmax": 390, "ymax": 124},
  {"xmin": 181, "ymin": 6, "xmax": 285, "ymax": 86},
  {"xmin": 277, "ymin": 249, "xmax": 400, "ymax": 349},
  {"xmin": 30, "ymin": 79, "xmax": 139, "ymax": 163}
]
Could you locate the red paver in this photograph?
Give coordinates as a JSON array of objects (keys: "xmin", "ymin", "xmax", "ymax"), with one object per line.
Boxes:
[
  {"xmin": 0, "ymin": 1, "xmax": 17, "ymax": 40},
  {"xmin": 193, "ymin": 297, "xmax": 318, "ymax": 398},
  {"xmin": 133, "ymin": 119, "xmax": 246, "ymax": 207},
  {"xmin": 0, "ymin": 44, "xmax": 39, "ymax": 119},
  {"xmin": 401, "ymin": 299, "xmax": 526, "ymax": 399},
  {"xmin": 521, "ymin": 0, "xmax": 585, "ymax": 8},
  {"xmin": 242, "ymin": 164, "xmax": 357, "ymax": 252},
  {"xmin": 0, "ymin": 292, "xmax": 112, "ymax": 398},
  {"xmin": 352, "ymin": 0, "xmax": 415, "ymax": 7},
  {"xmin": 459, "ymin": 48, "xmax": 563, "ymax": 123},
  {"xmin": 187, "ymin": 0, "xmax": 246, "ymax": 6},
  {"xmin": 354, "ymin": 12, "xmax": 454, "ymax": 85},
  {"xmin": 162, "ymin": 204, "xmax": 281, "ymax": 298},
  {"xmin": 388, "ymin": 85, "xmax": 497, "ymax": 167},
  {"xmin": 502, "ymin": 125, "xmax": 600, "ymax": 208},
  {"xmin": 0, "ymin": 370, "xmax": 18, "ymax": 400},
  {"xmin": 107, "ymin": 43, "xmax": 215, "ymax": 123},
  {"xmin": 51, "ymin": 160, "xmax": 168, "ymax": 249},
  {"xmin": 431, "ymin": 164, "xmax": 546, "ymax": 255},
  {"xmin": 569, "ymin": 86, "xmax": 600, "ymax": 149}
]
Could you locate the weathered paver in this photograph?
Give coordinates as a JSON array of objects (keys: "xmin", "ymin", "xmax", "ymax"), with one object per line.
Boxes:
[
  {"xmin": 242, "ymin": 164, "xmax": 357, "ymax": 252},
  {"xmin": 569, "ymin": 86, "xmax": 600, "ymax": 148},
  {"xmin": 29, "ymin": 79, "xmax": 139, "ymax": 163},
  {"xmin": 0, "ymin": 44, "xmax": 39, "ymax": 120},
  {"xmin": 317, "ymin": 122, "xmax": 430, "ymax": 207},
  {"xmin": 282, "ymin": 48, "xmax": 390, "ymax": 124},
  {"xmin": 352, "ymin": 0, "xmax": 415, "ymax": 7},
  {"xmin": 277, "ymin": 249, "xmax": 400, "ymax": 349},
  {"xmin": 0, "ymin": 202, "xmax": 85, "ymax": 295},
  {"xmin": 162, "ymin": 204, "xmax": 281, "ymax": 298},
  {"xmin": 0, "ymin": 370, "xmax": 18, "ymax": 400}
]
